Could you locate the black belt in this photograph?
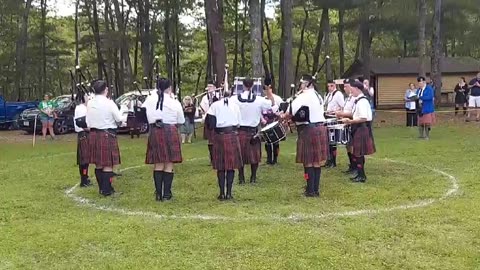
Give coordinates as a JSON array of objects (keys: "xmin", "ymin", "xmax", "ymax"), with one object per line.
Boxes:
[
  {"xmin": 215, "ymin": 126, "xmax": 237, "ymax": 134},
  {"xmin": 239, "ymin": 126, "xmax": 257, "ymax": 132},
  {"xmin": 90, "ymin": 128, "xmax": 117, "ymax": 134},
  {"xmin": 151, "ymin": 120, "xmax": 176, "ymax": 128},
  {"xmin": 297, "ymin": 122, "xmax": 325, "ymax": 128}
]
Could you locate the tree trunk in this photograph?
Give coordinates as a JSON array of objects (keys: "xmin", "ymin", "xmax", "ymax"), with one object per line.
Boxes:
[
  {"xmin": 295, "ymin": 7, "xmax": 308, "ymax": 81},
  {"xmin": 91, "ymin": 0, "xmax": 106, "ymax": 79},
  {"xmin": 260, "ymin": 0, "xmax": 269, "ymax": 78},
  {"xmin": 312, "ymin": 8, "xmax": 327, "ymax": 74},
  {"xmin": 104, "ymin": 0, "xmax": 112, "ymax": 86},
  {"xmin": 249, "ymin": 0, "xmax": 263, "ymax": 77},
  {"xmin": 264, "ymin": 17, "xmax": 274, "ymax": 87},
  {"xmin": 138, "ymin": 0, "xmax": 152, "ymax": 82},
  {"xmin": 240, "ymin": 0, "xmax": 247, "ymax": 75},
  {"xmin": 323, "ymin": 8, "xmax": 332, "ymax": 81},
  {"xmin": 418, "ymin": 0, "xmax": 427, "ymax": 78},
  {"xmin": 338, "ymin": 8, "xmax": 345, "ymax": 76},
  {"xmin": 360, "ymin": 5, "xmax": 371, "ymax": 80},
  {"xmin": 233, "ymin": 0, "xmax": 239, "ymax": 77},
  {"xmin": 15, "ymin": 0, "xmax": 33, "ymax": 99},
  {"xmin": 278, "ymin": 0, "xmax": 293, "ymax": 98},
  {"xmin": 112, "ymin": 0, "xmax": 133, "ymax": 90},
  {"xmin": 205, "ymin": 0, "xmax": 228, "ymax": 83},
  {"xmin": 431, "ymin": 0, "xmax": 442, "ymax": 105},
  {"xmin": 40, "ymin": 0, "xmax": 47, "ymax": 94},
  {"xmin": 134, "ymin": 18, "xmax": 140, "ymax": 79},
  {"xmin": 75, "ymin": 0, "xmax": 80, "ymax": 68}
]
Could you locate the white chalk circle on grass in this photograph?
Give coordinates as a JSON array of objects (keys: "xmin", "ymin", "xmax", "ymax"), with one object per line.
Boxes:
[{"xmin": 65, "ymin": 156, "xmax": 460, "ymax": 222}]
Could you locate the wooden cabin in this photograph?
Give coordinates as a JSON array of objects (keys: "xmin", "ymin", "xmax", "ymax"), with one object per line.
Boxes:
[{"xmin": 343, "ymin": 57, "xmax": 480, "ymax": 109}]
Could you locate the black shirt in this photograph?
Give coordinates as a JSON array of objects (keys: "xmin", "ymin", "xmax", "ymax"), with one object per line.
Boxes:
[
  {"xmin": 469, "ymin": 78, "xmax": 480, "ymax": 96},
  {"xmin": 183, "ymin": 104, "xmax": 196, "ymax": 124}
]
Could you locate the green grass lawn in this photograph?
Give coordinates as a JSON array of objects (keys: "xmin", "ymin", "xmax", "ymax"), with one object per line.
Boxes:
[{"xmin": 1, "ymin": 124, "xmax": 480, "ymax": 269}]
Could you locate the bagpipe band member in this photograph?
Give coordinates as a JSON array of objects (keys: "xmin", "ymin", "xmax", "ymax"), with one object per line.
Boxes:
[
  {"xmin": 414, "ymin": 76, "xmax": 436, "ymax": 139},
  {"xmin": 231, "ymin": 78, "xmax": 272, "ymax": 184},
  {"xmin": 324, "ymin": 79, "xmax": 345, "ymax": 168},
  {"xmin": 282, "ymin": 74, "xmax": 328, "ymax": 197},
  {"xmin": 337, "ymin": 80, "xmax": 375, "ymax": 183},
  {"xmin": 339, "ymin": 79, "xmax": 357, "ymax": 174},
  {"xmin": 205, "ymin": 89, "xmax": 243, "ymax": 200},
  {"xmin": 142, "ymin": 78, "xmax": 185, "ymax": 201},
  {"xmin": 73, "ymin": 90, "xmax": 91, "ymax": 188},
  {"xmin": 262, "ymin": 75, "xmax": 284, "ymax": 165},
  {"xmin": 200, "ymin": 81, "xmax": 220, "ymax": 164},
  {"xmin": 86, "ymin": 80, "xmax": 127, "ymax": 196}
]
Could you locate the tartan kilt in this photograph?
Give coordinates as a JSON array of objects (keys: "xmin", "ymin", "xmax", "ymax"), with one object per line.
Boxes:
[
  {"xmin": 212, "ymin": 132, "xmax": 243, "ymax": 170},
  {"xmin": 296, "ymin": 125, "xmax": 329, "ymax": 165},
  {"xmin": 203, "ymin": 124, "xmax": 214, "ymax": 144},
  {"xmin": 146, "ymin": 125, "xmax": 182, "ymax": 164},
  {"xmin": 418, "ymin": 112, "xmax": 436, "ymax": 126},
  {"xmin": 77, "ymin": 132, "xmax": 90, "ymax": 165},
  {"xmin": 352, "ymin": 126, "xmax": 376, "ymax": 157},
  {"xmin": 238, "ymin": 129, "xmax": 262, "ymax": 164},
  {"xmin": 89, "ymin": 129, "xmax": 121, "ymax": 167}
]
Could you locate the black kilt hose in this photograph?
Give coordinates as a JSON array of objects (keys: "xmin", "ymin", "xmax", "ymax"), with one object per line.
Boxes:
[
  {"xmin": 146, "ymin": 124, "xmax": 182, "ymax": 164},
  {"xmin": 351, "ymin": 123, "xmax": 376, "ymax": 157},
  {"xmin": 212, "ymin": 129, "xmax": 243, "ymax": 171},
  {"xmin": 77, "ymin": 131, "xmax": 90, "ymax": 165},
  {"xmin": 296, "ymin": 124, "xmax": 329, "ymax": 165},
  {"xmin": 203, "ymin": 124, "xmax": 214, "ymax": 144},
  {"xmin": 89, "ymin": 129, "xmax": 121, "ymax": 167},
  {"xmin": 238, "ymin": 127, "xmax": 262, "ymax": 164}
]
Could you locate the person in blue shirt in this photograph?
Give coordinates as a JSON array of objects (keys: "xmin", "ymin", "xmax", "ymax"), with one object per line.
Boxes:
[{"xmin": 412, "ymin": 76, "xmax": 435, "ymax": 139}]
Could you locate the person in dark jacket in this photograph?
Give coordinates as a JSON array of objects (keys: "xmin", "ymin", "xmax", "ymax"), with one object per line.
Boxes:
[{"xmin": 454, "ymin": 77, "xmax": 469, "ymax": 116}]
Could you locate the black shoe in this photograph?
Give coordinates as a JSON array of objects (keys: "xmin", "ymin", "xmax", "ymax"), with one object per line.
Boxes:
[
  {"xmin": 304, "ymin": 191, "xmax": 316, "ymax": 197},
  {"xmin": 343, "ymin": 167, "xmax": 355, "ymax": 174},
  {"xmin": 239, "ymin": 178, "xmax": 245, "ymax": 185},
  {"xmin": 155, "ymin": 192, "xmax": 163, "ymax": 201},
  {"xmin": 217, "ymin": 194, "xmax": 225, "ymax": 201},
  {"xmin": 163, "ymin": 195, "xmax": 172, "ymax": 201},
  {"xmin": 80, "ymin": 183, "xmax": 89, "ymax": 188},
  {"xmin": 314, "ymin": 191, "xmax": 320, "ymax": 197},
  {"xmin": 349, "ymin": 173, "xmax": 360, "ymax": 181},
  {"xmin": 250, "ymin": 177, "xmax": 256, "ymax": 184},
  {"xmin": 225, "ymin": 194, "xmax": 233, "ymax": 200},
  {"xmin": 352, "ymin": 176, "xmax": 367, "ymax": 183},
  {"xmin": 326, "ymin": 163, "xmax": 336, "ymax": 169}
]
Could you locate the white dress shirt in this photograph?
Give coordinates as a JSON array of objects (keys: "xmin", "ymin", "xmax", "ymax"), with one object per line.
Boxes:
[
  {"xmin": 86, "ymin": 95, "xmax": 127, "ymax": 129},
  {"xmin": 268, "ymin": 94, "xmax": 284, "ymax": 113},
  {"xmin": 231, "ymin": 91, "xmax": 272, "ymax": 127},
  {"xmin": 325, "ymin": 89, "xmax": 345, "ymax": 112},
  {"xmin": 74, "ymin": 104, "xmax": 87, "ymax": 133},
  {"xmin": 142, "ymin": 93, "xmax": 185, "ymax": 125},
  {"xmin": 352, "ymin": 94, "xmax": 373, "ymax": 121},
  {"xmin": 207, "ymin": 99, "xmax": 241, "ymax": 128},
  {"xmin": 343, "ymin": 94, "xmax": 356, "ymax": 113},
  {"xmin": 289, "ymin": 88, "xmax": 326, "ymax": 124}
]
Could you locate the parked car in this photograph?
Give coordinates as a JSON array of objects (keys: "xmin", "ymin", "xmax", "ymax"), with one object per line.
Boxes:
[
  {"xmin": 0, "ymin": 95, "xmax": 39, "ymax": 130},
  {"xmin": 116, "ymin": 89, "xmax": 156, "ymax": 134},
  {"xmin": 19, "ymin": 95, "xmax": 75, "ymax": 134}
]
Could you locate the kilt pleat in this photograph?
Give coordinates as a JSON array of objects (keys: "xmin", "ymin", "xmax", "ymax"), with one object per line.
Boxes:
[
  {"xmin": 203, "ymin": 124, "xmax": 214, "ymax": 144},
  {"xmin": 146, "ymin": 125, "xmax": 183, "ymax": 164},
  {"xmin": 352, "ymin": 126, "xmax": 376, "ymax": 157},
  {"xmin": 212, "ymin": 132, "xmax": 243, "ymax": 170},
  {"xmin": 88, "ymin": 130, "xmax": 121, "ymax": 167},
  {"xmin": 418, "ymin": 112, "xmax": 436, "ymax": 125},
  {"xmin": 77, "ymin": 132, "xmax": 90, "ymax": 165},
  {"xmin": 238, "ymin": 129, "xmax": 261, "ymax": 164},
  {"xmin": 296, "ymin": 125, "xmax": 329, "ymax": 165}
]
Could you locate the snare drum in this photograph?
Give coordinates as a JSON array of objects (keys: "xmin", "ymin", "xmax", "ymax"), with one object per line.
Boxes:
[
  {"xmin": 260, "ymin": 121, "xmax": 286, "ymax": 144},
  {"xmin": 330, "ymin": 124, "xmax": 350, "ymax": 145}
]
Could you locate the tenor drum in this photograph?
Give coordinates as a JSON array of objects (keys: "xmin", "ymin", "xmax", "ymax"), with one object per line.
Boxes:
[{"xmin": 260, "ymin": 121, "xmax": 286, "ymax": 144}]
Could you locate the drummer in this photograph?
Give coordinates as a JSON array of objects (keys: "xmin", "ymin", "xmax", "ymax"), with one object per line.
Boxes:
[
  {"xmin": 200, "ymin": 81, "xmax": 220, "ymax": 164},
  {"xmin": 339, "ymin": 79, "xmax": 357, "ymax": 174},
  {"xmin": 262, "ymin": 75, "xmax": 284, "ymax": 165},
  {"xmin": 336, "ymin": 80, "xmax": 375, "ymax": 182},
  {"xmin": 324, "ymin": 80, "xmax": 345, "ymax": 168}
]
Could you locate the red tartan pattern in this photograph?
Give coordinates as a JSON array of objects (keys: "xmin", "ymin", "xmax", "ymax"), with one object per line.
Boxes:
[
  {"xmin": 418, "ymin": 112, "xmax": 436, "ymax": 125},
  {"xmin": 238, "ymin": 129, "xmax": 262, "ymax": 164},
  {"xmin": 296, "ymin": 125, "xmax": 329, "ymax": 165},
  {"xmin": 77, "ymin": 132, "xmax": 90, "ymax": 165},
  {"xmin": 203, "ymin": 124, "xmax": 214, "ymax": 144},
  {"xmin": 212, "ymin": 132, "xmax": 243, "ymax": 170},
  {"xmin": 352, "ymin": 126, "xmax": 376, "ymax": 157},
  {"xmin": 145, "ymin": 125, "xmax": 183, "ymax": 164},
  {"xmin": 88, "ymin": 130, "xmax": 121, "ymax": 167}
]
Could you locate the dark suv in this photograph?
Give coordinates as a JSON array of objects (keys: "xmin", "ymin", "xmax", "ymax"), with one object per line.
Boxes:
[{"xmin": 19, "ymin": 95, "xmax": 75, "ymax": 134}]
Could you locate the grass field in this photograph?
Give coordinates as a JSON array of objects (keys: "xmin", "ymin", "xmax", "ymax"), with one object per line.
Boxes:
[{"xmin": 1, "ymin": 116, "xmax": 480, "ymax": 269}]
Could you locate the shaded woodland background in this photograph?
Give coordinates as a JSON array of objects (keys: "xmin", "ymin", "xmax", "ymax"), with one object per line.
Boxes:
[{"xmin": 1, "ymin": 0, "xmax": 480, "ymax": 101}]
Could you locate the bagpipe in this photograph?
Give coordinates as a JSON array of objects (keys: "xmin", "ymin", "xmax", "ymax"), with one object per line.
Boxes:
[
  {"xmin": 70, "ymin": 65, "xmax": 95, "ymax": 129},
  {"xmin": 195, "ymin": 64, "xmax": 230, "ymax": 118}
]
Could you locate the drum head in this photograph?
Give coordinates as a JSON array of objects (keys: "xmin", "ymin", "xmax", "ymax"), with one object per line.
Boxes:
[{"xmin": 261, "ymin": 121, "xmax": 278, "ymax": 131}]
